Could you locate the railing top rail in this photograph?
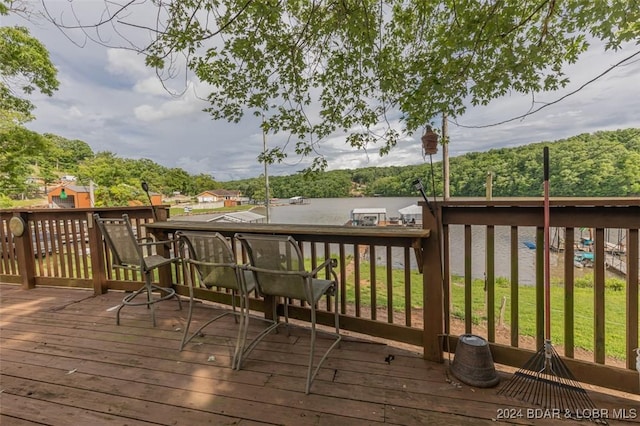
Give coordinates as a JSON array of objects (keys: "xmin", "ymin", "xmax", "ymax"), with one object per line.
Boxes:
[
  {"xmin": 146, "ymin": 220, "xmax": 430, "ymax": 241},
  {"xmin": 429, "ymin": 197, "xmax": 640, "ymax": 208},
  {"xmin": 0, "ymin": 206, "xmax": 167, "ymax": 214}
]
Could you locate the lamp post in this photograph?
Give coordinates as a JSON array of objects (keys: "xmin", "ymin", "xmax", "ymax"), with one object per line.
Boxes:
[
  {"xmin": 262, "ymin": 118, "xmax": 270, "ymax": 224},
  {"xmin": 442, "ymin": 114, "xmax": 450, "ymax": 200}
]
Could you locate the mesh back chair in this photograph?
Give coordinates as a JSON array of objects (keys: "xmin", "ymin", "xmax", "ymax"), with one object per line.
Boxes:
[
  {"xmin": 93, "ymin": 213, "xmax": 182, "ymax": 326},
  {"xmin": 235, "ymin": 233, "xmax": 341, "ymax": 394},
  {"xmin": 176, "ymin": 231, "xmax": 255, "ymax": 369}
]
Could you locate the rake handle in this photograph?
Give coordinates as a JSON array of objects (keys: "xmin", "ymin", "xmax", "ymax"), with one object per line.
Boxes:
[{"xmin": 543, "ymin": 147, "xmax": 551, "ymax": 340}]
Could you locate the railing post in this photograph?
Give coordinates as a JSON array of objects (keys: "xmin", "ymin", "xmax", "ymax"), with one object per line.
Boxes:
[
  {"xmin": 87, "ymin": 212, "xmax": 107, "ymax": 295},
  {"xmin": 147, "ymin": 226, "xmax": 173, "ymax": 288},
  {"xmin": 422, "ymin": 202, "xmax": 444, "ymax": 362},
  {"xmin": 12, "ymin": 213, "xmax": 35, "ymax": 289}
]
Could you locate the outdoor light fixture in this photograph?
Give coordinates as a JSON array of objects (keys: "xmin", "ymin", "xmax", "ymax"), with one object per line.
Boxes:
[
  {"xmin": 421, "ymin": 125, "xmax": 439, "ymax": 155},
  {"xmin": 141, "ymin": 180, "xmax": 157, "ymax": 221},
  {"xmin": 412, "ymin": 178, "xmax": 433, "ymax": 214},
  {"xmin": 60, "ymin": 188, "xmax": 67, "ymax": 200}
]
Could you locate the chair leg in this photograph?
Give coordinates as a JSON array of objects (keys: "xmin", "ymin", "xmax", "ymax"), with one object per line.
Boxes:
[
  {"xmin": 304, "ymin": 287, "xmax": 341, "ymax": 394},
  {"xmin": 115, "ymin": 274, "xmax": 180, "ymax": 327},
  {"xmin": 179, "ymin": 285, "xmax": 240, "ymax": 358},
  {"xmin": 179, "ymin": 277, "xmax": 196, "ymax": 351},
  {"xmin": 231, "ymin": 293, "xmax": 249, "ymax": 370},
  {"xmin": 146, "ymin": 274, "xmax": 157, "ymax": 327},
  {"xmin": 116, "ymin": 284, "xmax": 149, "ymax": 325},
  {"xmin": 305, "ymin": 310, "xmax": 317, "ymax": 395}
]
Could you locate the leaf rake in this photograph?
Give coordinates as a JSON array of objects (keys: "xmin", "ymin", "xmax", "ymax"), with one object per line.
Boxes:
[{"xmin": 498, "ymin": 147, "xmax": 603, "ymax": 423}]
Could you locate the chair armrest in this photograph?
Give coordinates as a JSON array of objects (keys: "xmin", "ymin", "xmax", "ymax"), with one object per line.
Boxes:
[
  {"xmin": 186, "ymin": 258, "xmax": 238, "ymax": 269},
  {"xmin": 311, "ymin": 258, "xmax": 337, "ymax": 277},
  {"xmin": 138, "ymin": 237, "xmax": 178, "ymax": 257}
]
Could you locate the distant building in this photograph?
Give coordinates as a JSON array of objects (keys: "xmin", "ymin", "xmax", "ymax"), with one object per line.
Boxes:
[
  {"xmin": 48, "ymin": 185, "xmax": 92, "ymax": 208},
  {"xmin": 196, "ymin": 189, "xmax": 241, "ymax": 203}
]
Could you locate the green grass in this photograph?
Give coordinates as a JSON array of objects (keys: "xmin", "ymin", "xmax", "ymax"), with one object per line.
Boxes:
[
  {"xmin": 343, "ymin": 262, "xmax": 423, "ymax": 311},
  {"xmin": 341, "ymin": 260, "xmax": 630, "ymax": 360},
  {"xmin": 448, "ymin": 275, "xmax": 629, "ymax": 359}
]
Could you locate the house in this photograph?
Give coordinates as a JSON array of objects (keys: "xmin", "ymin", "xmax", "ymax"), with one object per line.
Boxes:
[
  {"xmin": 48, "ymin": 185, "xmax": 92, "ymax": 208},
  {"xmin": 196, "ymin": 189, "xmax": 241, "ymax": 203}
]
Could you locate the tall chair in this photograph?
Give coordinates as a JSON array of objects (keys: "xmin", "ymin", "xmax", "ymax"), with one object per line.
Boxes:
[
  {"xmin": 176, "ymin": 231, "xmax": 255, "ymax": 369},
  {"xmin": 93, "ymin": 213, "xmax": 182, "ymax": 326},
  {"xmin": 235, "ymin": 233, "xmax": 341, "ymax": 394}
]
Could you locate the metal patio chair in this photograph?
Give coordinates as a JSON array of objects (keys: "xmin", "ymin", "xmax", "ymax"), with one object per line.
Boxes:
[
  {"xmin": 93, "ymin": 213, "xmax": 182, "ymax": 326},
  {"xmin": 176, "ymin": 231, "xmax": 255, "ymax": 369},
  {"xmin": 235, "ymin": 233, "xmax": 341, "ymax": 394}
]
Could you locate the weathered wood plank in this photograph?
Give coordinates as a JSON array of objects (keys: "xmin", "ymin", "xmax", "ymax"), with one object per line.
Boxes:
[
  {"xmin": 0, "ymin": 392, "xmax": 156, "ymax": 426},
  {"xmin": 2, "ymin": 284, "xmax": 638, "ymax": 426}
]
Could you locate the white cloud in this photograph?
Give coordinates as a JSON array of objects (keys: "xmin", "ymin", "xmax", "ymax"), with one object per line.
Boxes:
[
  {"xmin": 133, "ymin": 77, "xmax": 167, "ymax": 96},
  {"xmin": 106, "ymin": 49, "xmax": 150, "ymax": 79},
  {"xmin": 133, "ymin": 88, "xmax": 204, "ymax": 122},
  {"xmin": 66, "ymin": 106, "xmax": 83, "ymax": 119}
]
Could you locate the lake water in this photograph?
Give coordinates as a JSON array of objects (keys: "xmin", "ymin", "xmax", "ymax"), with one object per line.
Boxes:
[
  {"xmin": 267, "ymin": 197, "xmax": 535, "ymax": 282},
  {"xmin": 182, "ymin": 197, "xmax": 615, "ymax": 285},
  {"xmin": 267, "ymin": 197, "xmax": 420, "ymax": 225},
  {"xmin": 265, "ymin": 197, "xmax": 613, "ymax": 285}
]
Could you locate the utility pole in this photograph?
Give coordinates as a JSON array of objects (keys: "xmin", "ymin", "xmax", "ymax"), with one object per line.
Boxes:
[
  {"xmin": 262, "ymin": 118, "xmax": 270, "ymax": 223},
  {"xmin": 442, "ymin": 113, "xmax": 450, "ymax": 200}
]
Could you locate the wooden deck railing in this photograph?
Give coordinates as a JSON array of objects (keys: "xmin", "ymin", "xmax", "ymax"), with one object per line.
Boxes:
[
  {"xmin": 435, "ymin": 198, "xmax": 639, "ymax": 395},
  {"xmin": 1, "ymin": 200, "xmax": 638, "ymax": 395}
]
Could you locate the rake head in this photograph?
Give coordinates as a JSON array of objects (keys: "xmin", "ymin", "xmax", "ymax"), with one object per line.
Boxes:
[{"xmin": 498, "ymin": 340, "xmax": 604, "ymax": 422}]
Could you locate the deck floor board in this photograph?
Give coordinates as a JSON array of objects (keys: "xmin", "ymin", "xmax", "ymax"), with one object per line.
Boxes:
[{"xmin": 1, "ymin": 284, "xmax": 637, "ymax": 425}]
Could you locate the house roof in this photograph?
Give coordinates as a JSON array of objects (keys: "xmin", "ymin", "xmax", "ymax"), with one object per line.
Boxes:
[
  {"xmin": 398, "ymin": 205, "xmax": 422, "ymax": 215},
  {"xmin": 197, "ymin": 189, "xmax": 240, "ymax": 197},
  {"xmin": 207, "ymin": 211, "xmax": 265, "ymax": 223},
  {"xmin": 210, "ymin": 189, "xmax": 240, "ymax": 197},
  {"xmin": 351, "ymin": 208, "xmax": 387, "ymax": 215},
  {"xmin": 55, "ymin": 185, "xmax": 91, "ymax": 193}
]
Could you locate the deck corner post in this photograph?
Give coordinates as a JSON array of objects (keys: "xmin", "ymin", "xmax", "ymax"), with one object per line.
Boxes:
[
  {"xmin": 87, "ymin": 212, "xmax": 108, "ymax": 295},
  {"xmin": 13, "ymin": 213, "xmax": 35, "ymax": 289},
  {"xmin": 422, "ymin": 202, "xmax": 444, "ymax": 363}
]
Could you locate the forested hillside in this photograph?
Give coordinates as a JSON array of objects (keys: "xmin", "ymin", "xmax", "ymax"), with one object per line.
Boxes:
[
  {"xmin": 227, "ymin": 128, "xmax": 640, "ymax": 199},
  {"xmin": 2, "ymin": 128, "xmax": 638, "ymax": 206}
]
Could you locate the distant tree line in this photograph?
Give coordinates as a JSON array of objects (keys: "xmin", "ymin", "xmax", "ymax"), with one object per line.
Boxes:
[
  {"xmin": 227, "ymin": 128, "xmax": 640, "ymax": 199},
  {"xmin": 2, "ymin": 128, "xmax": 638, "ymax": 206}
]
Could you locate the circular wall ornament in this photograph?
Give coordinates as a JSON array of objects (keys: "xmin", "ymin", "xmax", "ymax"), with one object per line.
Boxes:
[{"xmin": 9, "ymin": 216, "xmax": 26, "ymax": 237}]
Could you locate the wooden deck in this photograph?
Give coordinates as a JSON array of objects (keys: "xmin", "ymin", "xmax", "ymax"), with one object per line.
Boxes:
[{"xmin": 1, "ymin": 284, "xmax": 638, "ymax": 425}]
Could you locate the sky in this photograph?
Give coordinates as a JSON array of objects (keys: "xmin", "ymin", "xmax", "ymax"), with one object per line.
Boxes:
[{"xmin": 4, "ymin": 4, "xmax": 640, "ymax": 182}]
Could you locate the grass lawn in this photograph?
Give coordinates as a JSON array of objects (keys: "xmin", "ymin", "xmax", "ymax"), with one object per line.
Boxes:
[{"xmin": 343, "ymin": 261, "xmax": 630, "ymax": 360}]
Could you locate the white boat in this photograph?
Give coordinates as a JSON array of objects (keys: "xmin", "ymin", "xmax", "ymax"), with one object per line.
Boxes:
[{"xmin": 289, "ymin": 196, "xmax": 305, "ymax": 205}]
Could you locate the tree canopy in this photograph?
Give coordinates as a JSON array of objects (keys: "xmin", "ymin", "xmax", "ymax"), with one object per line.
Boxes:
[
  {"xmin": 44, "ymin": 0, "xmax": 639, "ymax": 171},
  {"xmin": 1, "ymin": 1, "xmax": 59, "ymax": 196},
  {"xmin": 1, "ymin": 1, "xmax": 58, "ymax": 121}
]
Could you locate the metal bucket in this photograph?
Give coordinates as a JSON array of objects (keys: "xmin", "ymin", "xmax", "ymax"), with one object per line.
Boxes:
[{"xmin": 450, "ymin": 334, "xmax": 500, "ymax": 388}]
